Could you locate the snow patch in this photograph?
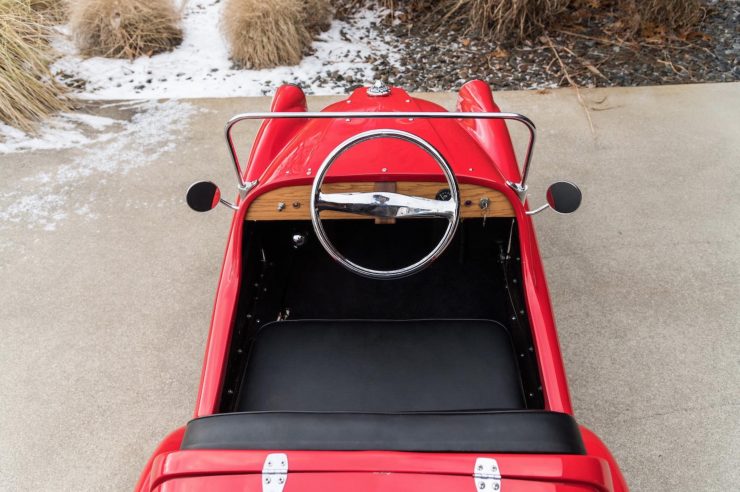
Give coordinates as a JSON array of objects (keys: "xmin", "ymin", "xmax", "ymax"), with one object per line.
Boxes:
[
  {"xmin": 0, "ymin": 100, "xmax": 200, "ymax": 232},
  {"xmin": 59, "ymin": 112, "xmax": 120, "ymax": 131},
  {"xmin": 0, "ymin": 112, "xmax": 121, "ymax": 154},
  {"xmin": 51, "ymin": 2, "xmax": 397, "ymax": 99}
]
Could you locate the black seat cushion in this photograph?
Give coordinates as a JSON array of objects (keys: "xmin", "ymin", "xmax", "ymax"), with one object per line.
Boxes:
[
  {"xmin": 236, "ymin": 319, "xmax": 525, "ymax": 413},
  {"xmin": 181, "ymin": 411, "xmax": 586, "ymax": 454}
]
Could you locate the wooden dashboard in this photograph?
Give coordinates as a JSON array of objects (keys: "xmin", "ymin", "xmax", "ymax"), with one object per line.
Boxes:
[{"xmin": 246, "ymin": 182, "xmax": 515, "ymax": 220}]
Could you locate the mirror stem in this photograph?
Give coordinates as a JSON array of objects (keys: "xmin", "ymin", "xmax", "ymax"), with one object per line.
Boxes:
[
  {"xmin": 220, "ymin": 198, "xmax": 238, "ymax": 210},
  {"xmin": 525, "ymin": 203, "xmax": 550, "ymax": 216}
]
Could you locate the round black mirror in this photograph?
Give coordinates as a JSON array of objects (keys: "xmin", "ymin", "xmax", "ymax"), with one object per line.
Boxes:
[
  {"xmin": 186, "ymin": 181, "xmax": 221, "ymax": 212},
  {"xmin": 546, "ymin": 181, "xmax": 582, "ymax": 214}
]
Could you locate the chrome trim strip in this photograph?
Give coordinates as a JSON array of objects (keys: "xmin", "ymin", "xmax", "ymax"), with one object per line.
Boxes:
[
  {"xmin": 223, "ymin": 111, "xmax": 537, "ymax": 200},
  {"xmin": 317, "ymin": 191, "xmax": 456, "ymax": 219}
]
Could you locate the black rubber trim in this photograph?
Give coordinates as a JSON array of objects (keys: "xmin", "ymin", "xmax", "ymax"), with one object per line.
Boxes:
[{"xmin": 181, "ymin": 410, "xmax": 586, "ymax": 454}]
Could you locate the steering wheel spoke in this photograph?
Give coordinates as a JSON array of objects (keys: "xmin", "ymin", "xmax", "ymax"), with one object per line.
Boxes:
[{"xmin": 317, "ymin": 191, "xmax": 456, "ymax": 219}]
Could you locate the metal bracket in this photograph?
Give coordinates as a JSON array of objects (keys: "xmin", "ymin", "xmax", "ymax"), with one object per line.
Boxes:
[
  {"xmin": 506, "ymin": 181, "xmax": 528, "ymax": 203},
  {"xmin": 262, "ymin": 453, "xmax": 288, "ymax": 492},
  {"xmin": 474, "ymin": 457, "xmax": 501, "ymax": 491},
  {"xmin": 239, "ymin": 179, "xmax": 259, "ymax": 200}
]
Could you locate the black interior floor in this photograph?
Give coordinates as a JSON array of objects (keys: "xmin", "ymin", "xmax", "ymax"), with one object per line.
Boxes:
[
  {"xmin": 278, "ymin": 219, "xmax": 511, "ymax": 321},
  {"xmin": 219, "ymin": 218, "xmax": 546, "ymax": 413}
]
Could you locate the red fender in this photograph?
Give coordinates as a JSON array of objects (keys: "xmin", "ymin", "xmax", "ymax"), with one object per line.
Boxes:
[
  {"xmin": 134, "ymin": 427, "xmax": 185, "ymax": 492},
  {"xmin": 244, "ymin": 84, "xmax": 309, "ymax": 183},
  {"xmin": 457, "ymin": 80, "xmax": 521, "ymax": 183},
  {"xmin": 581, "ymin": 425, "xmax": 629, "ymax": 492}
]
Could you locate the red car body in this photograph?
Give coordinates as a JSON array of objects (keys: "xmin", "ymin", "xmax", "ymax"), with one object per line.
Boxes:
[{"xmin": 135, "ymin": 81, "xmax": 628, "ymax": 492}]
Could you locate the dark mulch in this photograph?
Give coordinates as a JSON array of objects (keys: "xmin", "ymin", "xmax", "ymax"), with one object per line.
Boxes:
[{"xmin": 354, "ymin": 0, "xmax": 739, "ymax": 92}]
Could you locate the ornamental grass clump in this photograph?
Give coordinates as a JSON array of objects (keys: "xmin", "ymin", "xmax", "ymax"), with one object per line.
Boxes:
[
  {"xmin": 0, "ymin": 0, "xmax": 70, "ymax": 133},
  {"xmin": 378, "ymin": 0, "xmax": 433, "ymax": 10},
  {"xmin": 303, "ymin": 0, "xmax": 332, "ymax": 34},
  {"xmin": 69, "ymin": 0, "xmax": 183, "ymax": 59},
  {"xmin": 222, "ymin": 0, "xmax": 311, "ymax": 69},
  {"xmin": 29, "ymin": 0, "xmax": 68, "ymax": 23},
  {"xmin": 445, "ymin": 0, "xmax": 571, "ymax": 41}
]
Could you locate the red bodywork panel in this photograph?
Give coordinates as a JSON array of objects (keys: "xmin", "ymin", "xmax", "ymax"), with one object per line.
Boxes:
[
  {"xmin": 136, "ymin": 428, "xmax": 626, "ymax": 492},
  {"xmin": 135, "ymin": 81, "xmax": 627, "ymax": 492},
  {"xmin": 149, "ymin": 449, "xmax": 612, "ymax": 491}
]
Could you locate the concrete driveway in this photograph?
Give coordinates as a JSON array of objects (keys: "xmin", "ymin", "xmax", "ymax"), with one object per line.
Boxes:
[{"xmin": 0, "ymin": 83, "xmax": 738, "ymax": 491}]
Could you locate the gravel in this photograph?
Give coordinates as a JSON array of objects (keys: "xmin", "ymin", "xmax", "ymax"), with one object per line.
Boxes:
[{"xmin": 331, "ymin": 0, "xmax": 739, "ymax": 92}]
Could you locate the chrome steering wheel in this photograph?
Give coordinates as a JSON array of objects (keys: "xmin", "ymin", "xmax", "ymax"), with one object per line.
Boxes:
[{"xmin": 310, "ymin": 129, "xmax": 460, "ymax": 279}]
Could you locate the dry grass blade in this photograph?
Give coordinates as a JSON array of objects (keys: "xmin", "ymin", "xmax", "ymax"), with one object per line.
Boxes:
[
  {"xmin": 543, "ymin": 34, "xmax": 595, "ymax": 134},
  {"xmin": 222, "ymin": 0, "xmax": 311, "ymax": 69},
  {"xmin": 445, "ymin": 0, "xmax": 571, "ymax": 41},
  {"xmin": 70, "ymin": 0, "xmax": 183, "ymax": 59},
  {"xmin": 0, "ymin": 0, "xmax": 70, "ymax": 134}
]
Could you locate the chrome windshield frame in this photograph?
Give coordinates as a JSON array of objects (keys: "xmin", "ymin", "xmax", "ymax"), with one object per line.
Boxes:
[{"xmin": 224, "ymin": 111, "xmax": 536, "ymax": 201}]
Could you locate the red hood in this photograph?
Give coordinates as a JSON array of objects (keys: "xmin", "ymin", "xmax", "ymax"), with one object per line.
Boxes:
[{"xmin": 241, "ymin": 86, "xmax": 518, "ymax": 193}]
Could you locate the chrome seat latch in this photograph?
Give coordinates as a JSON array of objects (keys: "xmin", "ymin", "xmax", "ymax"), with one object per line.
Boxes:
[
  {"xmin": 262, "ymin": 453, "xmax": 288, "ymax": 492},
  {"xmin": 474, "ymin": 457, "xmax": 502, "ymax": 491}
]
